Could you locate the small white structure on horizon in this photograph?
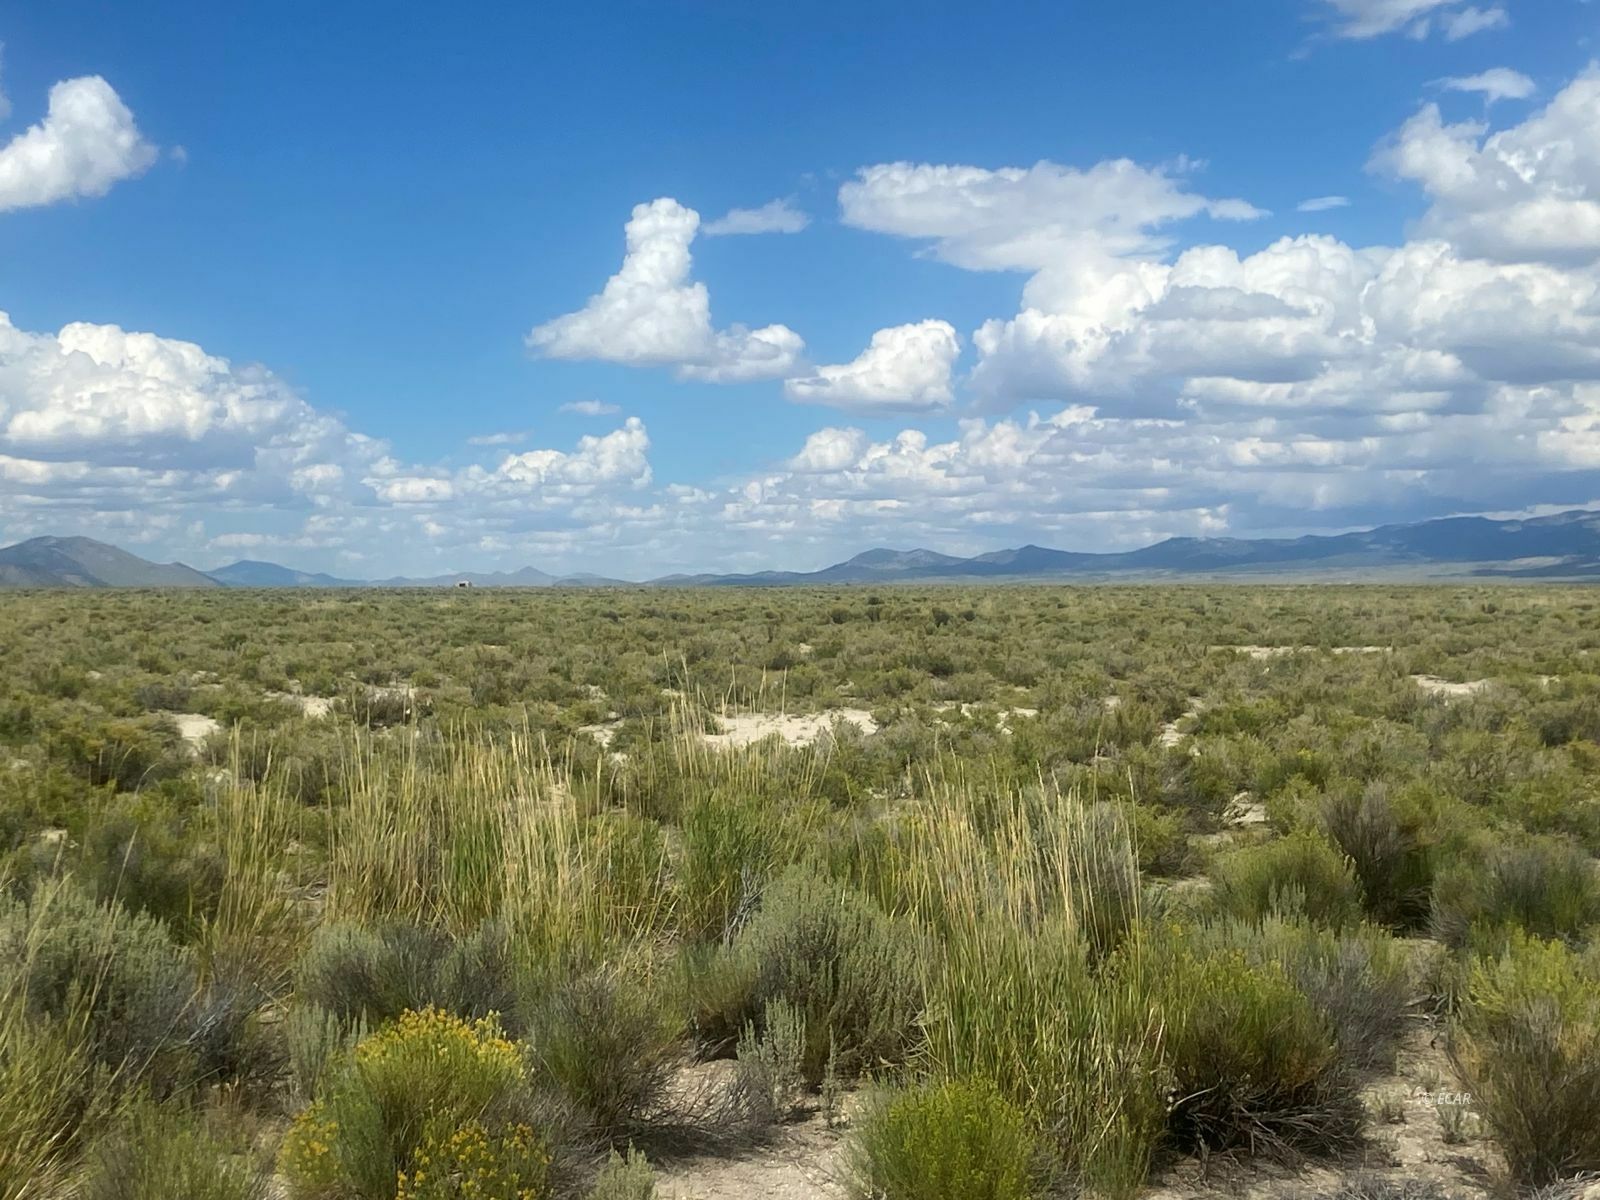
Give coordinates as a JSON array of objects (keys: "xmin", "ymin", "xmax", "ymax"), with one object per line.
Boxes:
[{"xmin": 455, "ymin": 579, "xmax": 473, "ymax": 589}]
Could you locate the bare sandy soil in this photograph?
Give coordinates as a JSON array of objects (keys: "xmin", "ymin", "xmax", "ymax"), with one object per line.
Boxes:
[
  {"xmin": 1410, "ymin": 675, "xmax": 1490, "ymax": 699},
  {"xmin": 703, "ymin": 710, "xmax": 880, "ymax": 750},
  {"xmin": 168, "ymin": 712, "xmax": 221, "ymax": 752},
  {"xmin": 652, "ymin": 1025, "xmax": 1507, "ymax": 1200}
]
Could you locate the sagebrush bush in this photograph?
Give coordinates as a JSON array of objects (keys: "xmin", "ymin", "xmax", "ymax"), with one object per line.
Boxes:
[
  {"xmin": 78, "ymin": 1098, "xmax": 268, "ymax": 1200},
  {"xmin": 847, "ymin": 1077, "xmax": 1040, "ymax": 1200},
  {"xmin": 585, "ymin": 1147, "xmax": 656, "ymax": 1200},
  {"xmin": 733, "ymin": 997, "xmax": 807, "ymax": 1125},
  {"xmin": 1449, "ymin": 934, "xmax": 1600, "ymax": 1188},
  {"xmin": 532, "ymin": 969, "xmax": 681, "ymax": 1139},
  {"xmin": 294, "ymin": 919, "xmax": 519, "ymax": 1033},
  {"xmin": 0, "ymin": 885, "xmax": 264, "ymax": 1096},
  {"xmin": 1159, "ymin": 942, "xmax": 1361, "ymax": 1157},
  {"xmin": 1431, "ymin": 835, "xmax": 1600, "ymax": 950},
  {"xmin": 1194, "ymin": 916, "xmax": 1412, "ymax": 1074},
  {"xmin": 1211, "ymin": 830, "xmax": 1364, "ymax": 931},
  {"xmin": 279, "ymin": 1008, "xmax": 536, "ymax": 1200},
  {"xmin": 723, "ymin": 868, "xmax": 923, "ymax": 1084}
]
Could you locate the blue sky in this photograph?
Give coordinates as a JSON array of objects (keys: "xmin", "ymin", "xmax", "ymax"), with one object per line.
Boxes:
[{"xmin": 1, "ymin": 0, "xmax": 1598, "ymax": 576}]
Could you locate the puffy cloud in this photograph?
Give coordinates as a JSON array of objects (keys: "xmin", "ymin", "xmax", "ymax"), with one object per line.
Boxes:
[
  {"xmin": 0, "ymin": 75, "xmax": 157, "ymax": 213},
  {"xmin": 1297, "ymin": 195, "xmax": 1351, "ymax": 212},
  {"xmin": 784, "ymin": 320, "xmax": 961, "ymax": 413},
  {"xmin": 702, "ymin": 198, "xmax": 809, "ymax": 236},
  {"xmin": 839, "ymin": 159, "xmax": 1262, "ymax": 274},
  {"xmin": 527, "ymin": 197, "xmax": 804, "ymax": 382},
  {"xmin": 1376, "ymin": 69, "xmax": 1600, "ymax": 263},
  {"xmin": 1437, "ymin": 67, "xmax": 1535, "ymax": 102}
]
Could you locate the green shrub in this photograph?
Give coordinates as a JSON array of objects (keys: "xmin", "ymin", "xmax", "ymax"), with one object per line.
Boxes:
[
  {"xmin": 1431, "ymin": 836, "xmax": 1600, "ymax": 950},
  {"xmin": 1159, "ymin": 943, "xmax": 1361, "ymax": 1157},
  {"xmin": 0, "ymin": 886, "xmax": 262, "ymax": 1095},
  {"xmin": 847, "ymin": 1077, "xmax": 1040, "ymax": 1200},
  {"xmin": 1449, "ymin": 935, "xmax": 1600, "ymax": 1188},
  {"xmin": 727, "ymin": 868, "xmax": 922, "ymax": 1084},
  {"xmin": 285, "ymin": 1003, "xmax": 366, "ymax": 1103},
  {"xmin": 532, "ymin": 969, "xmax": 681, "ymax": 1139},
  {"xmin": 585, "ymin": 1147, "xmax": 656, "ymax": 1200},
  {"xmin": 675, "ymin": 791, "xmax": 787, "ymax": 940},
  {"xmin": 294, "ymin": 920, "xmax": 519, "ymax": 1034},
  {"xmin": 1211, "ymin": 830, "xmax": 1364, "ymax": 931},
  {"xmin": 733, "ymin": 997, "xmax": 807, "ymax": 1125},
  {"xmin": 1318, "ymin": 784, "xmax": 1436, "ymax": 930},
  {"xmin": 79, "ymin": 1098, "xmax": 268, "ymax": 1200},
  {"xmin": 1194, "ymin": 916, "xmax": 1412, "ymax": 1074},
  {"xmin": 279, "ymin": 1008, "xmax": 537, "ymax": 1200}
]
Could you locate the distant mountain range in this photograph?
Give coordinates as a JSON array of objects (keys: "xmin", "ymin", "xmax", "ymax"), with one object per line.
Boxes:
[{"xmin": 4, "ymin": 509, "xmax": 1600, "ymax": 589}]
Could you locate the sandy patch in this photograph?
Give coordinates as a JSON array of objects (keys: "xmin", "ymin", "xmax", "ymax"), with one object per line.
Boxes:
[
  {"xmin": 578, "ymin": 719, "xmax": 622, "ymax": 749},
  {"xmin": 656, "ymin": 1114, "xmax": 848, "ymax": 1200},
  {"xmin": 795, "ymin": 642, "xmax": 814, "ymax": 656},
  {"xmin": 169, "ymin": 712, "xmax": 221, "ymax": 753},
  {"xmin": 704, "ymin": 709, "xmax": 878, "ymax": 750},
  {"xmin": 1159, "ymin": 700, "xmax": 1203, "ymax": 750},
  {"xmin": 1412, "ymin": 675, "xmax": 1490, "ymax": 699},
  {"xmin": 1216, "ymin": 645, "xmax": 1391, "ymax": 659},
  {"xmin": 1224, "ymin": 791, "xmax": 1269, "ymax": 828},
  {"xmin": 269, "ymin": 691, "xmax": 334, "ymax": 719},
  {"xmin": 932, "ymin": 702, "xmax": 1040, "ymax": 732}
]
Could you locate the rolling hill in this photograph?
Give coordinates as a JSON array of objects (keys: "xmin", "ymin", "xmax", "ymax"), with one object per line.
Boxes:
[
  {"xmin": 0, "ymin": 537, "xmax": 220, "ymax": 589},
  {"xmin": 5, "ymin": 509, "xmax": 1600, "ymax": 588}
]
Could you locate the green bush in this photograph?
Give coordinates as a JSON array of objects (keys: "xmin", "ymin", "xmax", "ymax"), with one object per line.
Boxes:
[
  {"xmin": 1194, "ymin": 916, "xmax": 1412, "ymax": 1074},
  {"xmin": 1431, "ymin": 836, "xmax": 1600, "ymax": 950},
  {"xmin": 725, "ymin": 868, "xmax": 922, "ymax": 1084},
  {"xmin": 1318, "ymin": 784, "xmax": 1436, "ymax": 930},
  {"xmin": 1211, "ymin": 830, "xmax": 1364, "ymax": 931},
  {"xmin": 1449, "ymin": 934, "xmax": 1600, "ymax": 1188},
  {"xmin": 294, "ymin": 920, "xmax": 519, "ymax": 1034},
  {"xmin": 847, "ymin": 1077, "xmax": 1040, "ymax": 1200},
  {"xmin": 585, "ymin": 1147, "xmax": 656, "ymax": 1200},
  {"xmin": 1159, "ymin": 943, "xmax": 1361, "ymax": 1156},
  {"xmin": 79, "ymin": 1098, "xmax": 268, "ymax": 1200},
  {"xmin": 279, "ymin": 1008, "xmax": 540, "ymax": 1200},
  {"xmin": 733, "ymin": 997, "xmax": 807, "ymax": 1125},
  {"xmin": 532, "ymin": 969, "xmax": 681, "ymax": 1139},
  {"xmin": 0, "ymin": 886, "xmax": 263, "ymax": 1096}
]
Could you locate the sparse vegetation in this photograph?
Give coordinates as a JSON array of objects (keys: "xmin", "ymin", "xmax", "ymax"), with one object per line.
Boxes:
[{"xmin": 0, "ymin": 584, "xmax": 1597, "ymax": 1196}]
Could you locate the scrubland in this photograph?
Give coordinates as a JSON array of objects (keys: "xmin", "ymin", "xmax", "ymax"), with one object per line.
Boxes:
[{"xmin": 2, "ymin": 585, "xmax": 1599, "ymax": 1200}]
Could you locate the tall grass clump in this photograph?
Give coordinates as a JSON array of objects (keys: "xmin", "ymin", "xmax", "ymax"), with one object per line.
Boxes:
[
  {"xmin": 0, "ymin": 1002, "xmax": 101, "ymax": 1200},
  {"xmin": 905, "ymin": 783, "xmax": 1166, "ymax": 1197},
  {"xmin": 1449, "ymin": 934, "xmax": 1600, "ymax": 1188},
  {"xmin": 846, "ymin": 1077, "xmax": 1042, "ymax": 1200},
  {"xmin": 78, "ymin": 1098, "xmax": 268, "ymax": 1200}
]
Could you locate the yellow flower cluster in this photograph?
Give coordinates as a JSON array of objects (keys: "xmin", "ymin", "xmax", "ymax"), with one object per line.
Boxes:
[
  {"xmin": 354, "ymin": 1007, "xmax": 522, "ymax": 1075},
  {"xmin": 396, "ymin": 1120, "xmax": 552, "ymax": 1200}
]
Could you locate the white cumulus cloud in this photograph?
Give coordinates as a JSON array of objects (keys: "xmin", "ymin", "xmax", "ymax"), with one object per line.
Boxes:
[
  {"xmin": 0, "ymin": 75, "xmax": 158, "ymax": 213},
  {"xmin": 1317, "ymin": 0, "xmax": 1507, "ymax": 39},
  {"xmin": 527, "ymin": 197, "xmax": 804, "ymax": 382},
  {"xmin": 785, "ymin": 320, "xmax": 962, "ymax": 414}
]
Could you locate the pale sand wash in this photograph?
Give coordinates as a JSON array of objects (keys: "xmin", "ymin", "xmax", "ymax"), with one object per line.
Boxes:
[
  {"xmin": 1411, "ymin": 674, "xmax": 1491, "ymax": 699},
  {"xmin": 702, "ymin": 709, "xmax": 879, "ymax": 749},
  {"xmin": 168, "ymin": 712, "xmax": 221, "ymax": 753}
]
